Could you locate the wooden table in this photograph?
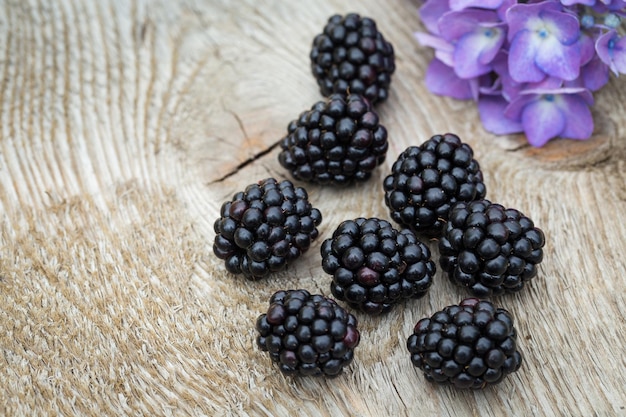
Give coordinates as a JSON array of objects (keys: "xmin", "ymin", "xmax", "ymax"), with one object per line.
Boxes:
[{"xmin": 1, "ymin": 1, "xmax": 625, "ymax": 416}]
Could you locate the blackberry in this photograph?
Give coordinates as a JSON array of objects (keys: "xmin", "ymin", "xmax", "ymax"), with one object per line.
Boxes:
[
  {"xmin": 321, "ymin": 217, "xmax": 436, "ymax": 315},
  {"xmin": 310, "ymin": 13, "xmax": 395, "ymax": 104},
  {"xmin": 278, "ymin": 94, "xmax": 388, "ymax": 185},
  {"xmin": 255, "ymin": 289, "xmax": 360, "ymax": 377},
  {"xmin": 438, "ymin": 199, "xmax": 546, "ymax": 297},
  {"xmin": 407, "ymin": 297, "xmax": 523, "ymax": 389},
  {"xmin": 383, "ymin": 133, "xmax": 486, "ymax": 237},
  {"xmin": 213, "ymin": 178, "xmax": 322, "ymax": 280}
]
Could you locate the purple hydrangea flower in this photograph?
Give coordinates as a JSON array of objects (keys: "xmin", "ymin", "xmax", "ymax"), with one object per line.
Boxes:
[
  {"xmin": 506, "ymin": 2, "xmax": 582, "ymax": 82},
  {"xmin": 438, "ymin": 10, "xmax": 507, "ymax": 78},
  {"xmin": 414, "ymin": 0, "xmax": 623, "ymax": 147},
  {"xmin": 503, "ymin": 88, "xmax": 595, "ymax": 146},
  {"xmin": 595, "ymin": 30, "xmax": 626, "ymax": 75}
]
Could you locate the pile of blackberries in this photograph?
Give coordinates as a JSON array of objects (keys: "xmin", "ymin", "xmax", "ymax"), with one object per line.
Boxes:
[{"xmin": 211, "ymin": 13, "xmax": 547, "ymax": 389}]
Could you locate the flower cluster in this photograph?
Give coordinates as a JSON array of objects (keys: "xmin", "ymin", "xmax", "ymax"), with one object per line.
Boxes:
[{"xmin": 416, "ymin": 0, "xmax": 626, "ymax": 146}]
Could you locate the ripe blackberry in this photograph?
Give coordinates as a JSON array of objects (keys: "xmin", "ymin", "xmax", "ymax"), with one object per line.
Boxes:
[
  {"xmin": 407, "ymin": 297, "xmax": 523, "ymax": 389},
  {"xmin": 213, "ymin": 178, "xmax": 322, "ymax": 280},
  {"xmin": 383, "ymin": 133, "xmax": 486, "ymax": 237},
  {"xmin": 255, "ymin": 289, "xmax": 360, "ymax": 377},
  {"xmin": 310, "ymin": 13, "xmax": 395, "ymax": 104},
  {"xmin": 320, "ymin": 217, "xmax": 436, "ymax": 315},
  {"xmin": 278, "ymin": 94, "xmax": 388, "ymax": 185},
  {"xmin": 438, "ymin": 199, "xmax": 546, "ymax": 297}
]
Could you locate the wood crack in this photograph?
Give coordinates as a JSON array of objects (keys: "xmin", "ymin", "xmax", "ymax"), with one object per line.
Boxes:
[{"xmin": 207, "ymin": 138, "xmax": 282, "ymax": 184}]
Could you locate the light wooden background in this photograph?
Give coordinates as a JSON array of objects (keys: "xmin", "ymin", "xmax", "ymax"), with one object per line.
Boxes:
[{"xmin": 1, "ymin": 1, "xmax": 625, "ymax": 416}]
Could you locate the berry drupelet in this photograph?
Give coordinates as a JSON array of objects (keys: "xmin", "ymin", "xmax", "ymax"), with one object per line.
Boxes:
[
  {"xmin": 438, "ymin": 199, "xmax": 546, "ymax": 297},
  {"xmin": 383, "ymin": 133, "xmax": 486, "ymax": 237},
  {"xmin": 407, "ymin": 297, "xmax": 523, "ymax": 389},
  {"xmin": 256, "ymin": 289, "xmax": 360, "ymax": 377},
  {"xmin": 278, "ymin": 93, "xmax": 388, "ymax": 185},
  {"xmin": 213, "ymin": 178, "xmax": 322, "ymax": 280},
  {"xmin": 321, "ymin": 217, "xmax": 436, "ymax": 315},
  {"xmin": 310, "ymin": 13, "xmax": 395, "ymax": 104}
]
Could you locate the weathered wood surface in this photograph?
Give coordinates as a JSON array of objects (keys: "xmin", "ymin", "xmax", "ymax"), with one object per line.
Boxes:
[{"xmin": 1, "ymin": 0, "xmax": 625, "ymax": 416}]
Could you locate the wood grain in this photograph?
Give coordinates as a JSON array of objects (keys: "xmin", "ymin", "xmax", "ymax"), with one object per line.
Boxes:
[{"xmin": 1, "ymin": 0, "xmax": 625, "ymax": 416}]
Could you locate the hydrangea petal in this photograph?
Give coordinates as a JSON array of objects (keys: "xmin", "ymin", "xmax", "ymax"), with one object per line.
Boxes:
[
  {"xmin": 608, "ymin": 1, "xmax": 626, "ymax": 11},
  {"xmin": 540, "ymin": 10, "xmax": 580, "ymax": 45},
  {"xmin": 537, "ymin": 77, "xmax": 565, "ymax": 89},
  {"xmin": 435, "ymin": 50, "xmax": 455, "ymax": 67},
  {"xmin": 595, "ymin": 30, "xmax": 626, "ymax": 74},
  {"xmin": 414, "ymin": 32, "xmax": 455, "ymax": 53},
  {"xmin": 496, "ymin": 0, "xmax": 517, "ymax": 21},
  {"xmin": 580, "ymin": 55, "xmax": 610, "ymax": 91},
  {"xmin": 560, "ymin": 0, "xmax": 595, "ymax": 5},
  {"xmin": 454, "ymin": 27, "xmax": 506, "ymax": 78},
  {"xmin": 508, "ymin": 31, "xmax": 545, "ymax": 82},
  {"xmin": 559, "ymin": 95, "xmax": 594, "ymax": 139},
  {"xmin": 414, "ymin": 32, "xmax": 455, "ymax": 67},
  {"xmin": 450, "ymin": 0, "xmax": 503, "ymax": 11},
  {"xmin": 593, "ymin": 0, "xmax": 626, "ymax": 12},
  {"xmin": 522, "ymin": 87, "xmax": 594, "ymax": 104},
  {"xmin": 579, "ymin": 33, "xmax": 595, "ymax": 66},
  {"xmin": 425, "ymin": 58, "xmax": 475, "ymax": 100},
  {"xmin": 503, "ymin": 94, "xmax": 537, "ymax": 121},
  {"xmin": 478, "ymin": 95, "xmax": 524, "ymax": 135},
  {"xmin": 521, "ymin": 97, "xmax": 566, "ymax": 147},
  {"xmin": 438, "ymin": 10, "xmax": 500, "ymax": 42},
  {"xmin": 595, "ymin": 30, "xmax": 615, "ymax": 65},
  {"xmin": 491, "ymin": 53, "xmax": 522, "ymax": 100},
  {"xmin": 420, "ymin": 0, "xmax": 451, "ymax": 35},
  {"xmin": 479, "ymin": 79, "xmax": 501, "ymax": 96},
  {"xmin": 611, "ymin": 36, "xmax": 626, "ymax": 73},
  {"xmin": 535, "ymin": 35, "xmax": 581, "ymax": 80},
  {"xmin": 506, "ymin": 2, "xmax": 561, "ymax": 42},
  {"xmin": 477, "ymin": 27, "xmax": 506, "ymax": 65}
]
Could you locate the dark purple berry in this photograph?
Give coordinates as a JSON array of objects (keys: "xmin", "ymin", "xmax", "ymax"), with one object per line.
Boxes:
[
  {"xmin": 321, "ymin": 217, "xmax": 435, "ymax": 314},
  {"xmin": 439, "ymin": 199, "xmax": 545, "ymax": 296},
  {"xmin": 311, "ymin": 14, "xmax": 395, "ymax": 105},
  {"xmin": 213, "ymin": 178, "xmax": 322, "ymax": 280},
  {"xmin": 278, "ymin": 94, "xmax": 388, "ymax": 185},
  {"xmin": 383, "ymin": 133, "xmax": 486, "ymax": 237},
  {"xmin": 256, "ymin": 290, "xmax": 360, "ymax": 377},
  {"xmin": 407, "ymin": 298, "xmax": 523, "ymax": 389}
]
